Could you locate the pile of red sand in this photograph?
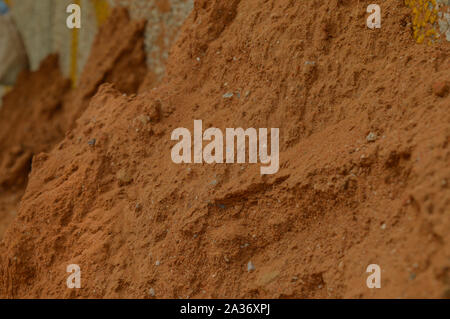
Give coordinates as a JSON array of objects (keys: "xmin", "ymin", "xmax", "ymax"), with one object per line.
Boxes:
[
  {"xmin": 0, "ymin": 55, "xmax": 70, "ymax": 239},
  {"xmin": 0, "ymin": 8, "xmax": 147, "ymax": 240},
  {"xmin": 0, "ymin": 0, "xmax": 449, "ymax": 298}
]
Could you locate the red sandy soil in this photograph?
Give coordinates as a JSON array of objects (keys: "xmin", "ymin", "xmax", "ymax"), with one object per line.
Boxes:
[
  {"xmin": 0, "ymin": 55, "xmax": 71, "ymax": 239},
  {"xmin": 0, "ymin": 8, "xmax": 147, "ymax": 240},
  {"xmin": 0, "ymin": 1, "xmax": 449, "ymax": 298}
]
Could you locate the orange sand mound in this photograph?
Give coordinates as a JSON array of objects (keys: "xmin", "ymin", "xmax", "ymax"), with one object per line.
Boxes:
[
  {"xmin": 0, "ymin": 7, "xmax": 147, "ymax": 240},
  {"xmin": 0, "ymin": 1, "xmax": 449, "ymax": 298}
]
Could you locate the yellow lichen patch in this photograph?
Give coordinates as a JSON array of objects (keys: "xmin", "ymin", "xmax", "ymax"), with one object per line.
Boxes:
[{"xmin": 405, "ymin": 0, "xmax": 449, "ymax": 44}]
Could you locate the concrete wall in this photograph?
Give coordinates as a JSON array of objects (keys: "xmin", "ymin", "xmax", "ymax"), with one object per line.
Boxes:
[
  {"xmin": 108, "ymin": 0, "xmax": 194, "ymax": 79},
  {"xmin": 3, "ymin": 0, "xmax": 193, "ymax": 83}
]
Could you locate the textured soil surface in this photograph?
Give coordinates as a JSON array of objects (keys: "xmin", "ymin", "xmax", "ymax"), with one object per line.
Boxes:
[
  {"xmin": 0, "ymin": 1, "xmax": 449, "ymax": 298},
  {"xmin": 0, "ymin": 8, "xmax": 147, "ymax": 241}
]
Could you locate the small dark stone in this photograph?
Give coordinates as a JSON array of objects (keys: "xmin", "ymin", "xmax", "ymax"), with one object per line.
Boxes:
[
  {"xmin": 433, "ymin": 81, "xmax": 449, "ymax": 97},
  {"xmin": 88, "ymin": 138, "xmax": 96, "ymax": 146}
]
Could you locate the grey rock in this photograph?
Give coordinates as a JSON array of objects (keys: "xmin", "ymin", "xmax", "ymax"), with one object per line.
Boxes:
[
  {"xmin": 88, "ymin": 138, "xmax": 96, "ymax": 146},
  {"xmin": 366, "ymin": 132, "xmax": 378, "ymax": 143},
  {"xmin": 247, "ymin": 261, "xmax": 256, "ymax": 272}
]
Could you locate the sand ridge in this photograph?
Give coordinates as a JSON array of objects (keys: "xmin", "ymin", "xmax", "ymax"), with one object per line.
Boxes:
[{"xmin": 0, "ymin": 1, "xmax": 449, "ymax": 298}]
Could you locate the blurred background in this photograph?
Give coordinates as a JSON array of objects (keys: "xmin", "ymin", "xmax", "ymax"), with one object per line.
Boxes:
[{"xmin": 0, "ymin": 0, "xmax": 193, "ymax": 105}]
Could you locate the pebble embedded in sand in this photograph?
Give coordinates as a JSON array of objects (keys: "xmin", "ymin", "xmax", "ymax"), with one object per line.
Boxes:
[
  {"xmin": 366, "ymin": 132, "xmax": 378, "ymax": 143},
  {"xmin": 135, "ymin": 203, "xmax": 142, "ymax": 212},
  {"xmin": 432, "ymin": 81, "xmax": 449, "ymax": 97},
  {"xmin": 146, "ymin": 100, "xmax": 162, "ymax": 122},
  {"xmin": 136, "ymin": 114, "xmax": 150, "ymax": 125},
  {"xmin": 247, "ymin": 261, "xmax": 256, "ymax": 272},
  {"xmin": 116, "ymin": 168, "xmax": 132, "ymax": 184},
  {"xmin": 149, "ymin": 288, "xmax": 155, "ymax": 297},
  {"xmin": 88, "ymin": 138, "xmax": 96, "ymax": 146},
  {"xmin": 223, "ymin": 92, "xmax": 234, "ymax": 99}
]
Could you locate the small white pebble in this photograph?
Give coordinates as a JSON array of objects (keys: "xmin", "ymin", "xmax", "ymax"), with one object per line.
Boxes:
[
  {"xmin": 366, "ymin": 132, "xmax": 378, "ymax": 142},
  {"xmin": 247, "ymin": 261, "xmax": 256, "ymax": 272}
]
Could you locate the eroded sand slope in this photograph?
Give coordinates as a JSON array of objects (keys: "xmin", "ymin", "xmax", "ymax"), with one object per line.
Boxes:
[{"xmin": 0, "ymin": 1, "xmax": 449, "ymax": 298}]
